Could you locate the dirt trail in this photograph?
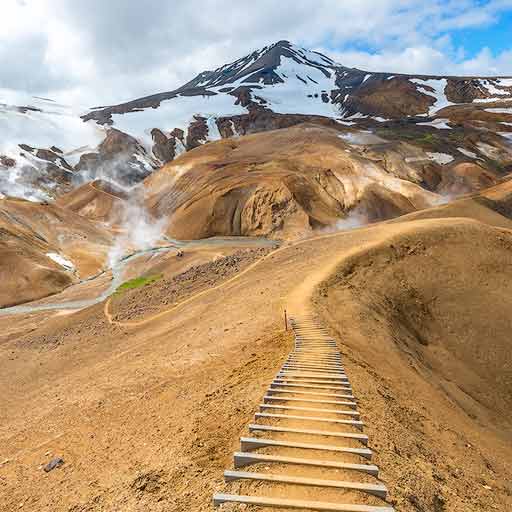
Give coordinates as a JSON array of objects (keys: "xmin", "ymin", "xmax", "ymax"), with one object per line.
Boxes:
[
  {"xmin": 102, "ymin": 230, "xmax": 349, "ymax": 328},
  {"xmin": 285, "ymin": 234, "xmax": 390, "ymax": 316},
  {"xmin": 1, "ymin": 213, "xmax": 511, "ymax": 511}
]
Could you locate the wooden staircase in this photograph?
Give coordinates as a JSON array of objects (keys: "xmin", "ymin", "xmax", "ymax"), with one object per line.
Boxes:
[{"xmin": 213, "ymin": 315, "xmax": 395, "ymax": 511}]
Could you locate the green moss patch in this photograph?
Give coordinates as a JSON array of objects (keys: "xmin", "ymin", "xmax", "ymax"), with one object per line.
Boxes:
[{"xmin": 115, "ymin": 274, "xmax": 162, "ymax": 294}]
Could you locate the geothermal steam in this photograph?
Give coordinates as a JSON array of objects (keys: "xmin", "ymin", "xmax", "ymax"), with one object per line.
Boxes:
[{"xmin": 107, "ymin": 184, "xmax": 167, "ymax": 268}]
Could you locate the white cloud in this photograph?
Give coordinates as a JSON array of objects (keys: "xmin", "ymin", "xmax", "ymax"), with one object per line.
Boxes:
[
  {"xmin": 328, "ymin": 44, "xmax": 512, "ymax": 77},
  {"xmin": 0, "ymin": 0, "xmax": 511, "ymax": 106}
]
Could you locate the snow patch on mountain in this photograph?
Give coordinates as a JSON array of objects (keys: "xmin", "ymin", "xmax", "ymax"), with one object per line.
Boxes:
[
  {"xmin": 410, "ymin": 79, "xmax": 455, "ymax": 116},
  {"xmin": 174, "ymin": 138, "xmax": 186, "ymax": 158},
  {"xmin": 253, "ymin": 56, "xmax": 339, "ymax": 116},
  {"xmin": 206, "ymin": 116, "xmax": 222, "ymax": 141},
  {"xmin": 46, "ymin": 252, "xmax": 75, "ymax": 270},
  {"xmin": 427, "ymin": 152, "xmax": 454, "ymax": 165},
  {"xmin": 485, "ymin": 107, "xmax": 512, "ymax": 114},
  {"xmin": 474, "ymin": 97, "xmax": 512, "ymax": 103},
  {"xmin": 0, "ymin": 89, "xmax": 105, "ymax": 162},
  {"xmin": 109, "ymin": 94, "xmax": 247, "ymax": 149},
  {"xmin": 457, "ymin": 147, "xmax": 479, "ymax": 159}
]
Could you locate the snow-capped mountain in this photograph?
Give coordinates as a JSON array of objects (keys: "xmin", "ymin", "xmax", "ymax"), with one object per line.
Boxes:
[
  {"xmin": 83, "ymin": 39, "xmax": 512, "ymax": 126},
  {"xmin": 0, "ymin": 92, "xmax": 156, "ymax": 201},
  {"xmin": 1, "ymin": 40, "xmax": 512, "ymax": 201}
]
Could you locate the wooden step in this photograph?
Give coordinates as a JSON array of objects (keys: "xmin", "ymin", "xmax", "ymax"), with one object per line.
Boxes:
[
  {"xmin": 294, "ymin": 328, "xmax": 330, "ymax": 332},
  {"xmin": 293, "ymin": 346, "xmax": 339, "ymax": 350},
  {"xmin": 272, "ymin": 384, "xmax": 353, "ymax": 394},
  {"xmin": 289, "ymin": 352, "xmax": 340, "ymax": 356},
  {"xmin": 295, "ymin": 333, "xmax": 336, "ymax": 346},
  {"xmin": 287, "ymin": 357, "xmax": 342, "ymax": 364},
  {"xmin": 294, "ymin": 348, "xmax": 336, "ymax": 351},
  {"xmin": 285, "ymin": 360, "xmax": 344, "ymax": 367},
  {"xmin": 240, "ymin": 437, "xmax": 372, "ymax": 459},
  {"xmin": 295, "ymin": 342, "xmax": 336, "ymax": 346},
  {"xmin": 276, "ymin": 368, "xmax": 348, "ymax": 381},
  {"xmin": 247, "ymin": 424, "xmax": 368, "ymax": 444},
  {"xmin": 277, "ymin": 377, "xmax": 350, "ymax": 386},
  {"xmin": 273, "ymin": 374, "xmax": 351, "ymax": 389},
  {"xmin": 270, "ymin": 387, "xmax": 353, "ymax": 397},
  {"xmin": 276, "ymin": 378, "xmax": 350, "ymax": 386},
  {"xmin": 233, "ymin": 452, "xmax": 378, "ymax": 475},
  {"xmin": 293, "ymin": 352, "xmax": 338, "ymax": 356},
  {"xmin": 267, "ymin": 388, "xmax": 356, "ymax": 400},
  {"xmin": 213, "ymin": 494, "xmax": 393, "ymax": 511},
  {"xmin": 288, "ymin": 361, "xmax": 343, "ymax": 367},
  {"xmin": 286, "ymin": 364, "xmax": 343, "ymax": 370},
  {"xmin": 286, "ymin": 363, "xmax": 344, "ymax": 369},
  {"xmin": 283, "ymin": 363, "xmax": 343, "ymax": 369},
  {"xmin": 294, "ymin": 332, "xmax": 332, "ymax": 335},
  {"xmin": 286, "ymin": 357, "xmax": 343, "ymax": 364},
  {"xmin": 282, "ymin": 370, "xmax": 346, "ymax": 377},
  {"xmin": 263, "ymin": 396, "xmax": 357, "ymax": 409},
  {"xmin": 277, "ymin": 372, "xmax": 349, "ymax": 380},
  {"xmin": 259, "ymin": 404, "xmax": 360, "ymax": 418},
  {"xmin": 223, "ymin": 471, "xmax": 387, "ymax": 498},
  {"xmin": 295, "ymin": 333, "xmax": 336, "ymax": 347},
  {"xmin": 294, "ymin": 332, "xmax": 331, "ymax": 336},
  {"xmin": 271, "ymin": 382, "xmax": 352, "ymax": 392},
  {"xmin": 283, "ymin": 364, "xmax": 345, "ymax": 372},
  {"xmin": 254, "ymin": 412, "xmax": 364, "ymax": 430}
]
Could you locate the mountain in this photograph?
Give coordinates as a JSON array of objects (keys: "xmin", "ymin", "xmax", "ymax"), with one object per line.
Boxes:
[
  {"xmin": 0, "ymin": 93, "xmax": 156, "ymax": 201},
  {"xmin": 84, "ymin": 39, "xmax": 512, "ymax": 123},
  {"xmin": 2, "ymin": 40, "xmax": 512, "ymax": 202},
  {"xmin": 0, "ymin": 197, "xmax": 113, "ymax": 307}
]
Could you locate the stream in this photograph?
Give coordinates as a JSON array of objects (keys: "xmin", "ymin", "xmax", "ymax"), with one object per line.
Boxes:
[{"xmin": 0, "ymin": 236, "xmax": 277, "ymax": 316}]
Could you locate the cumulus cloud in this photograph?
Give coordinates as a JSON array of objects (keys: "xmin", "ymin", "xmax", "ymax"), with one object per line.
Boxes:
[
  {"xmin": 1, "ymin": 0, "xmax": 512, "ymax": 106},
  {"xmin": 329, "ymin": 45, "xmax": 512, "ymax": 76}
]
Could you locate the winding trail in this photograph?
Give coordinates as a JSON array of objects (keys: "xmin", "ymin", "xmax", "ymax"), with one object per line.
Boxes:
[
  {"xmin": 103, "ymin": 229, "xmax": 353, "ymax": 328},
  {"xmin": 104, "ymin": 222, "xmax": 394, "ymax": 329}
]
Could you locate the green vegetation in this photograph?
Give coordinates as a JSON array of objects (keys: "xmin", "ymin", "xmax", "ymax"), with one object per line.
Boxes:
[
  {"xmin": 375, "ymin": 127, "xmax": 434, "ymax": 143},
  {"xmin": 416, "ymin": 132, "xmax": 439, "ymax": 145},
  {"xmin": 115, "ymin": 274, "xmax": 162, "ymax": 294}
]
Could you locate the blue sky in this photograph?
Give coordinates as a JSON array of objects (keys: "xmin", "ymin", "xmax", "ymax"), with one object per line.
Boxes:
[
  {"xmin": 1, "ymin": 0, "xmax": 512, "ymax": 104},
  {"xmin": 321, "ymin": 1, "xmax": 512, "ymax": 76},
  {"xmin": 451, "ymin": 10, "xmax": 512, "ymax": 56}
]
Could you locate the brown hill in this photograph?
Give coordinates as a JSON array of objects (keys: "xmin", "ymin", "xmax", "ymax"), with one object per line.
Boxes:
[
  {"xmin": 144, "ymin": 123, "xmax": 505, "ymax": 240},
  {"xmin": 1, "ymin": 197, "xmax": 511, "ymax": 510},
  {"xmin": 56, "ymin": 179, "xmax": 128, "ymax": 224},
  {"xmin": 0, "ymin": 198, "xmax": 113, "ymax": 307},
  {"xmin": 315, "ymin": 217, "xmax": 512, "ymax": 510}
]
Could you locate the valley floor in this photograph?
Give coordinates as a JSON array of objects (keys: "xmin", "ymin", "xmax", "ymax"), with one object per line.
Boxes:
[{"xmin": 0, "ymin": 206, "xmax": 511, "ymax": 511}]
